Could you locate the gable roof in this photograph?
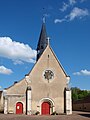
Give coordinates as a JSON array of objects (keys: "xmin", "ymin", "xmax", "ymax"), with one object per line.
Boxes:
[
  {"xmin": 49, "ymin": 45, "xmax": 68, "ymax": 77},
  {"xmin": 5, "ymin": 44, "xmax": 69, "ymax": 90},
  {"xmin": 27, "ymin": 44, "xmax": 69, "ymax": 78}
]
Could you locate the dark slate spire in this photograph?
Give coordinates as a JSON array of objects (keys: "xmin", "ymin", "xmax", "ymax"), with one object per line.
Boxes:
[{"xmin": 36, "ymin": 19, "xmax": 48, "ymax": 61}]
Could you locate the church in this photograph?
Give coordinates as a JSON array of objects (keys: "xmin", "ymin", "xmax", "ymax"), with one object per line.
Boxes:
[{"xmin": 3, "ymin": 21, "xmax": 72, "ymax": 115}]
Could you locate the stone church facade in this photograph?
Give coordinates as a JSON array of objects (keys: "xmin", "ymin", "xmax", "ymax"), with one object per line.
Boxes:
[{"xmin": 3, "ymin": 22, "xmax": 72, "ymax": 115}]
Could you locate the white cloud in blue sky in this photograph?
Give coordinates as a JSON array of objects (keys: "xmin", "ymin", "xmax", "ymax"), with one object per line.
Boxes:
[
  {"xmin": 54, "ymin": 19, "xmax": 65, "ymax": 23},
  {"xmin": 55, "ymin": 7, "xmax": 89, "ymax": 23},
  {"xmin": 13, "ymin": 60, "xmax": 24, "ymax": 65},
  {"xmin": 59, "ymin": 2, "xmax": 69, "ymax": 12},
  {"xmin": 55, "ymin": 0, "xmax": 89, "ymax": 23},
  {"xmin": 0, "ymin": 37, "xmax": 37, "ymax": 64},
  {"xmin": 73, "ymin": 69, "xmax": 90, "ymax": 76},
  {"xmin": 67, "ymin": 7, "xmax": 89, "ymax": 21},
  {"xmin": 0, "ymin": 66, "xmax": 13, "ymax": 75},
  {"xmin": 69, "ymin": 0, "xmax": 76, "ymax": 5},
  {"xmin": 59, "ymin": 0, "xmax": 76, "ymax": 12}
]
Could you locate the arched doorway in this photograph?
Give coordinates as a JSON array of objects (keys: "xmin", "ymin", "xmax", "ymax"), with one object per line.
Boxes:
[
  {"xmin": 41, "ymin": 102, "xmax": 50, "ymax": 115},
  {"xmin": 39, "ymin": 98, "xmax": 55, "ymax": 115},
  {"xmin": 16, "ymin": 102, "xmax": 23, "ymax": 114}
]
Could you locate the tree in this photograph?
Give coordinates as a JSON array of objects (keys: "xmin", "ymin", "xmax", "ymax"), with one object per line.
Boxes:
[{"xmin": 71, "ymin": 87, "xmax": 90, "ymax": 101}]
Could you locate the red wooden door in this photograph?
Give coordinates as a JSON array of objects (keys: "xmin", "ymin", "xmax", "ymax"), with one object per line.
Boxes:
[
  {"xmin": 41, "ymin": 102, "xmax": 50, "ymax": 115},
  {"xmin": 16, "ymin": 102, "xmax": 23, "ymax": 114}
]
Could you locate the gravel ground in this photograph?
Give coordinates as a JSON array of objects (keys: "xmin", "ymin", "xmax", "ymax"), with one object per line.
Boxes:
[{"xmin": 0, "ymin": 111, "xmax": 90, "ymax": 120}]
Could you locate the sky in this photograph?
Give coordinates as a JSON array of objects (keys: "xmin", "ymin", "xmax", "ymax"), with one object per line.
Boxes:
[{"xmin": 0, "ymin": 0, "xmax": 90, "ymax": 90}]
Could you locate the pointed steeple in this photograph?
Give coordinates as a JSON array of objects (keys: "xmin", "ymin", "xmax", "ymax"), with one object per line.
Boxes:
[{"xmin": 36, "ymin": 19, "xmax": 48, "ymax": 61}]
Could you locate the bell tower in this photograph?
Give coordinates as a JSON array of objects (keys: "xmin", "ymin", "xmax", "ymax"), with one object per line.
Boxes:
[{"xmin": 36, "ymin": 18, "xmax": 48, "ymax": 61}]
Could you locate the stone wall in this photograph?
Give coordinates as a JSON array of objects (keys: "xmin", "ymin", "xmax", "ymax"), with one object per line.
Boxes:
[{"xmin": 73, "ymin": 103, "xmax": 90, "ymax": 112}]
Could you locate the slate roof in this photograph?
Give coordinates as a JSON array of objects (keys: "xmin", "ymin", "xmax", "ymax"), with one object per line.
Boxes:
[{"xmin": 36, "ymin": 22, "xmax": 48, "ymax": 61}]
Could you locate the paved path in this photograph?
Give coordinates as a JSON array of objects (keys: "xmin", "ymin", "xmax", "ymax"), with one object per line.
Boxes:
[{"xmin": 0, "ymin": 111, "xmax": 90, "ymax": 120}]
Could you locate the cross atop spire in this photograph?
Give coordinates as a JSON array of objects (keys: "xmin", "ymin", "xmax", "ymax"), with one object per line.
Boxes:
[{"xmin": 46, "ymin": 37, "xmax": 50, "ymax": 46}]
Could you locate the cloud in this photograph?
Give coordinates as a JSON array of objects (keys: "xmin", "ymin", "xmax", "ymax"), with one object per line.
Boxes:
[
  {"xmin": 54, "ymin": 7, "xmax": 89, "ymax": 23},
  {"xmin": 69, "ymin": 0, "xmax": 76, "ymax": 5},
  {"xmin": 68, "ymin": 7, "xmax": 89, "ymax": 21},
  {"xmin": 73, "ymin": 69, "xmax": 90, "ymax": 76},
  {"xmin": 0, "ymin": 66, "xmax": 13, "ymax": 75},
  {"xmin": 54, "ymin": 19, "xmax": 66, "ymax": 23},
  {"xmin": 0, "ymin": 37, "xmax": 37, "ymax": 64},
  {"xmin": 56, "ymin": 0, "xmax": 89, "ymax": 23},
  {"xmin": 59, "ymin": 0, "xmax": 76, "ymax": 12},
  {"xmin": 59, "ymin": 2, "xmax": 69, "ymax": 12},
  {"xmin": 13, "ymin": 60, "xmax": 24, "ymax": 65}
]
